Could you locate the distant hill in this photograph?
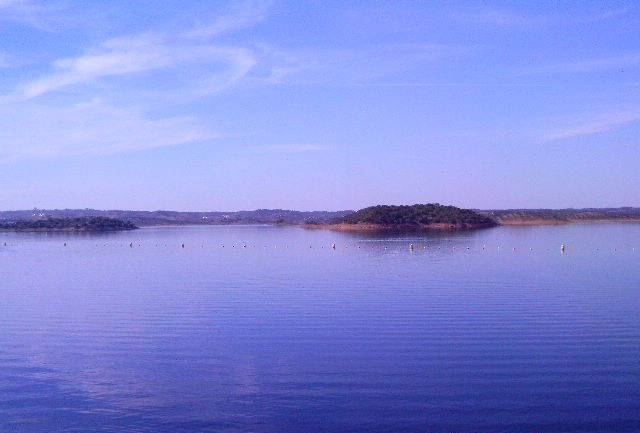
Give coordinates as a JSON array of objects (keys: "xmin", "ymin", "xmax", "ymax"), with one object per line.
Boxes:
[
  {"xmin": 329, "ymin": 204, "xmax": 497, "ymax": 230},
  {"xmin": 1, "ymin": 207, "xmax": 638, "ymax": 230},
  {"xmin": 483, "ymin": 208, "xmax": 640, "ymax": 225},
  {"xmin": 0, "ymin": 208, "xmax": 354, "ymax": 227}
]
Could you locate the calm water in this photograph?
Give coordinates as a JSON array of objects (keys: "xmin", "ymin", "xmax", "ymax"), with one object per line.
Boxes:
[{"xmin": 1, "ymin": 224, "xmax": 639, "ymax": 433}]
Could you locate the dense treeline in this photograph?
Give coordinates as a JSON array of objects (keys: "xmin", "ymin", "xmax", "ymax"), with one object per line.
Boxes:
[
  {"xmin": 0, "ymin": 217, "xmax": 137, "ymax": 232},
  {"xmin": 340, "ymin": 204, "xmax": 496, "ymax": 226}
]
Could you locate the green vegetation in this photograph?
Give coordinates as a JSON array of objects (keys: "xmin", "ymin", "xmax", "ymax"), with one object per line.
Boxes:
[
  {"xmin": 0, "ymin": 217, "xmax": 137, "ymax": 232},
  {"xmin": 339, "ymin": 204, "xmax": 496, "ymax": 227},
  {"xmin": 0, "ymin": 207, "xmax": 637, "ymax": 229},
  {"xmin": 486, "ymin": 208, "xmax": 640, "ymax": 225}
]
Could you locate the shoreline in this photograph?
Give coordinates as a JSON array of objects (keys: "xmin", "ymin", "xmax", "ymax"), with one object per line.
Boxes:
[
  {"xmin": 306, "ymin": 218, "xmax": 640, "ymax": 232},
  {"xmin": 2, "ymin": 219, "xmax": 639, "ymax": 233},
  {"xmin": 304, "ymin": 222, "xmax": 497, "ymax": 232},
  {"xmin": 0, "ymin": 228, "xmax": 137, "ymax": 233},
  {"xmin": 496, "ymin": 218, "xmax": 640, "ymax": 226}
]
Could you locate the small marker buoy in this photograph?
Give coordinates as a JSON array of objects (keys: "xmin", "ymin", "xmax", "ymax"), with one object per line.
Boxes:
[{"xmin": 181, "ymin": 243, "xmax": 185, "ymax": 248}]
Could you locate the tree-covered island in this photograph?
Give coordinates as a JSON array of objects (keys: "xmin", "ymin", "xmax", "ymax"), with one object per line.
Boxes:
[
  {"xmin": 308, "ymin": 204, "xmax": 497, "ymax": 232},
  {"xmin": 0, "ymin": 217, "xmax": 137, "ymax": 232}
]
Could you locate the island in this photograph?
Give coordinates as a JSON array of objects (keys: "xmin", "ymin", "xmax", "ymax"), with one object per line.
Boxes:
[
  {"xmin": 306, "ymin": 204, "xmax": 498, "ymax": 232},
  {"xmin": 0, "ymin": 217, "xmax": 137, "ymax": 232}
]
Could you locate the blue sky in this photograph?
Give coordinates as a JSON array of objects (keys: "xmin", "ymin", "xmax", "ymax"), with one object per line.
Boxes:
[{"xmin": 0, "ymin": 1, "xmax": 638, "ymax": 211}]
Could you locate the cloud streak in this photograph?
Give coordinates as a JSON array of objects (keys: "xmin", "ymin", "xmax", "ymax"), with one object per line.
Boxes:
[
  {"xmin": 186, "ymin": 0, "xmax": 272, "ymax": 39},
  {"xmin": 523, "ymin": 53, "xmax": 640, "ymax": 76},
  {"xmin": 244, "ymin": 144, "xmax": 329, "ymax": 154},
  {"xmin": 458, "ymin": 5, "xmax": 631, "ymax": 29},
  {"xmin": 0, "ymin": 1, "xmax": 274, "ymax": 161},
  {"xmin": 20, "ymin": 33, "xmax": 259, "ymax": 99},
  {"xmin": 0, "ymin": 0, "xmax": 68, "ymax": 31},
  {"xmin": 0, "ymin": 100, "xmax": 217, "ymax": 162},
  {"xmin": 543, "ymin": 110, "xmax": 640, "ymax": 142}
]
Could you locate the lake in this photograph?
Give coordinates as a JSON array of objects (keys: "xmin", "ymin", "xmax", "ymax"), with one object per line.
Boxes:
[{"xmin": 1, "ymin": 224, "xmax": 639, "ymax": 433}]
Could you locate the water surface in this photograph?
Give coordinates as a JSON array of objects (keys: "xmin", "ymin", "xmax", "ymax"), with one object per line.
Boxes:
[{"xmin": 1, "ymin": 224, "xmax": 639, "ymax": 432}]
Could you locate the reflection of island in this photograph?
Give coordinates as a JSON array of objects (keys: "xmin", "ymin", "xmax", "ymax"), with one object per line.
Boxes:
[
  {"xmin": 307, "ymin": 204, "xmax": 497, "ymax": 232},
  {"xmin": 0, "ymin": 217, "xmax": 137, "ymax": 232}
]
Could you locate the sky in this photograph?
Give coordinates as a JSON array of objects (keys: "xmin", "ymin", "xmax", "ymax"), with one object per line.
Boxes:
[{"xmin": 0, "ymin": 0, "xmax": 639, "ymax": 211}]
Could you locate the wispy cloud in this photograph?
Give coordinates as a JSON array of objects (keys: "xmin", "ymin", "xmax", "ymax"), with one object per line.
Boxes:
[
  {"xmin": 458, "ymin": 5, "xmax": 631, "ymax": 29},
  {"xmin": 20, "ymin": 34, "xmax": 258, "ymax": 99},
  {"xmin": 523, "ymin": 53, "xmax": 640, "ymax": 75},
  {"xmin": 0, "ymin": 100, "xmax": 217, "ymax": 162},
  {"xmin": 186, "ymin": 0, "xmax": 272, "ymax": 39},
  {"xmin": 251, "ymin": 43, "xmax": 475, "ymax": 87},
  {"xmin": 22, "ymin": 33, "xmax": 173, "ymax": 99},
  {"xmin": 0, "ymin": 2, "xmax": 273, "ymax": 161},
  {"xmin": 576, "ymin": 7, "xmax": 631, "ymax": 24},
  {"xmin": 474, "ymin": 9, "xmax": 543, "ymax": 27},
  {"xmin": 543, "ymin": 110, "xmax": 640, "ymax": 142},
  {"xmin": 244, "ymin": 144, "xmax": 329, "ymax": 154},
  {"xmin": 0, "ymin": 0, "xmax": 68, "ymax": 31}
]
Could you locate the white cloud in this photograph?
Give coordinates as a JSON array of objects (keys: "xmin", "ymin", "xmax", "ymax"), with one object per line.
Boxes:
[
  {"xmin": 21, "ymin": 33, "xmax": 259, "ymax": 99},
  {"xmin": 523, "ymin": 53, "xmax": 640, "ymax": 75},
  {"xmin": 245, "ymin": 144, "xmax": 329, "ymax": 153},
  {"xmin": 0, "ymin": 2, "xmax": 275, "ymax": 162},
  {"xmin": 458, "ymin": 6, "xmax": 630, "ymax": 29},
  {"xmin": 247, "ymin": 43, "xmax": 473, "ymax": 87},
  {"xmin": 0, "ymin": 100, "xmax": 217, "ymax": 162},
  {"xmin": 22, "ymin": 33, "xmax": 171, "ymax": 98},
  {"xmin": 543, "ymin": 110, "xmax": 640, "ymax": 142},
  {"xmin": 0, "ymin": 0, "xmax": 67, "ymax": 31},
  {"xmin": 186, "ymin": 0, "xmax": 272, "ymax": 39}
]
